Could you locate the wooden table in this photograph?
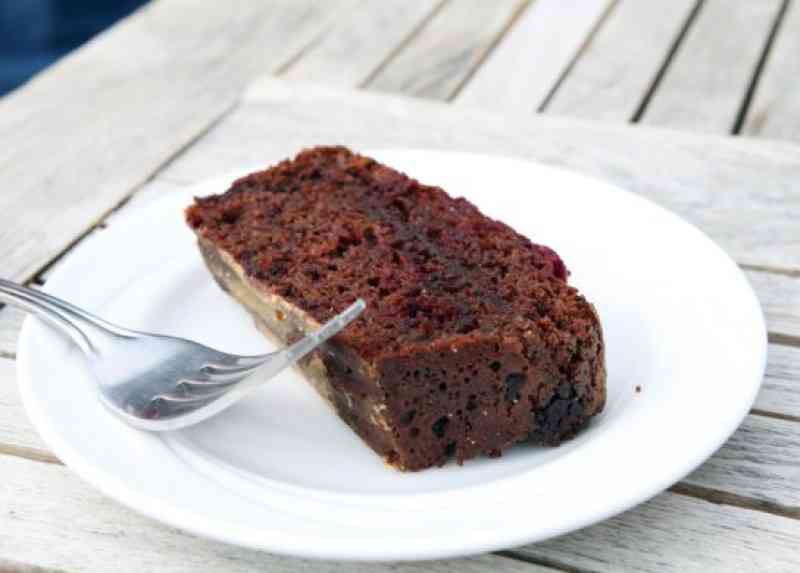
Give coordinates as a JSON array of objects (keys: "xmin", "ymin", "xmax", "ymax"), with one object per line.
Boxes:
[{"xmin": 1, "ymin": 1, "xmax": 798, "ymax": 571}]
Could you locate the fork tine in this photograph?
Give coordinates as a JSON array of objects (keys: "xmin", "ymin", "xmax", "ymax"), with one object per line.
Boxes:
[
  {"xmin": 202, "ymin": 299, "xmax": 366, "ymax": 377},
  {"xmin": 154, "ymin": 382, "xmax": 232, "ymax": 405},
  {"xmin": 201, "ymin": 355, "xmax": 267, "ymax": 373},
  {"xmin": 180, "ymin": 374, "xmax": 244, "ymax": 386},
  {"xmin": 282, "ymin": 299, "xmax": 366, "ymax": 363},
  {"xmin": 149, "ymin": 300, "xmax": 367, "ymax": 423}
]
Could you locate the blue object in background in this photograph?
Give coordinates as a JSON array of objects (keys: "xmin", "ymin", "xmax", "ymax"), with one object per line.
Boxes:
[{"xmin": 0, "ymin": 0, "xmax": 148, "ymax": 95}]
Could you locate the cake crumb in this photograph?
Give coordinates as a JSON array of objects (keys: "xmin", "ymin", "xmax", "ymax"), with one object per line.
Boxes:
[{"xmin": 635, "ymin": 385, "xmax": 642, "ymax": 393}]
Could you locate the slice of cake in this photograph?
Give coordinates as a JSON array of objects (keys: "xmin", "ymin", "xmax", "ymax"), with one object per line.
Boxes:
[{"xmin": 186, "ymin": 146, "xmax": 606, "ymax": 471}]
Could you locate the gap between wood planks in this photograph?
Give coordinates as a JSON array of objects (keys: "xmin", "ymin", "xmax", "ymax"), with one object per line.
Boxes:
[
  {"xmin": 23, "ymin": 101, "xmax": 239, "ymax": 285},
  {"xmin": 670, "ymin": 483, "xmax": 800, "ymax": 520},
  {"xmin": 628, "ymin": 0, "xmax": 793, "ymax": 132},
  {"xmin": 769, "ymin": 333, "xmax": 800, "ymax": 349},
  {"xmin": 0, "ymin": 558, "xmax": 63, "ymax": 573},
  {"xmin": 741, "ymin": 263, "xmax": 800, "ymax": 279},
  {"xmin": 0, "ymin": 443, "xmax": 59, "ymax": 466},
  {"xmin": 446, "ymin": 0, "xmax": 533, "ymax": 102},
  {"xmin": 731, "ymin": 0, "xmax": 792, "ymax": 134},
  {"xmin": 357, "ymin": 0, "xmax": 450, "ymax": 90},
  {"xmin": 630, "ymin": 0, "xmax": 705, "ymax": 123},
  {"xmin": 536, "ymin": 0, "xmax": 621, "ymax": 112},
  {"xmin": 495, "ymin": 552, "xmax": 586, "ymax": 573},
  {"xmin": 270, "ymin": 0, "xmax": 365, "ymax": 76},
  {"xmin": 752, "ymin": 409, "xmax": 800, "ymax": 424}
]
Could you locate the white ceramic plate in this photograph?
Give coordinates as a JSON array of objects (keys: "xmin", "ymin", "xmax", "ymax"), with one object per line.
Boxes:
[{"xmin": 17, "ymin": 150, "xmax": 766, "ymax": 561}]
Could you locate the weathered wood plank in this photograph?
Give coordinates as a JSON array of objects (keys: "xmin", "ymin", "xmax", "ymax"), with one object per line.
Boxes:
[
  {"xmin": 745, "ymin": 269, "xmax": 800, "ymax": 342},
  {"xmin": 367, "ymin": 0, "xmax": 528, "ymax": 100},
  {"xmin": 743, "ymin": 0, "xmax": 800, "ymax": 142},
  {"xmin": 0, "ymin": 358, "xmax": 54, "ymax": 462},
  {"xmin": 284, "ymin": 0, "xmax": 443, "ymax": 87},
  {"xmin": 160, "ymin": 79, "xmax": 800, "ymax": 270},
  {"xmin": 641, "ymin": 0, "xmax": 784, "ymax": 133},
  {"xmin": 0, "ymin": 0, "xmax": 353, "ymax": 283},
  {"xmin": 0, "ymin": 181, "xmax": 188, "ymax": 358},
  {"xmin": 38, "ymin": 180, "xmax": 188, "ymax": 283},
  {"xmin": 0, "ymin": 454, "xmax": 554, "ymax": 573},
  {"xmin": 755, "ymin": 344, "xmax": 800, "ymax": 420},
  {"xmin": 512, "ymin": 491, "xmax": 800, "ymax": 572},
  {"xmin": 685, "ymin": 414, "xmax": 800, "ymax": 511},
  {"xmin": 457, "ymin": 0, "xmax": 616, "ymax": 112},
  {"xmin": 544, "ymin": 0, "xmax": 698, "ymax": 122}
]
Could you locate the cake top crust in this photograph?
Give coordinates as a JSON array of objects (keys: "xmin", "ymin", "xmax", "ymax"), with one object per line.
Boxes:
[{"xmin": 186, "ymin": 146, "xmax": 598, "ymax": 362}]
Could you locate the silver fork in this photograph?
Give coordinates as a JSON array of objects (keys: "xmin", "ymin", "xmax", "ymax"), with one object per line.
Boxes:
[{"xmin": 0, "ymin": 279, "xmax": 365, "ymax": 431}]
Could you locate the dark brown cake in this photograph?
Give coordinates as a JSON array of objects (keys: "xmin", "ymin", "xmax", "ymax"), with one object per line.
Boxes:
[{"xmin": 186, "ymin": 146, "xmax": 606, "ymax": 471}]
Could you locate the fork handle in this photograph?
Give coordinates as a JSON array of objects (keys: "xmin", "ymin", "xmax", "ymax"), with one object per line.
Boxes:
[{"xmin": 0, "ymin": 279, "xmax": 129, "ymax": 354}]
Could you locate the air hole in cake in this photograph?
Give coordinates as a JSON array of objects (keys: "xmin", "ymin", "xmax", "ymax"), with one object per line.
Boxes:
[
  {"xmin": 363, "ymin": 227, "xmax": 377, "ymax": 245},
  {"xmin": 399, "ymin": 409, "xmax": 416, "ymax": 426},
  {"xmin": 221, "ymin": 206, "xmax": 242, "ymax": 224},
  {"xmin": 432, "ymin": 416, "xmax": 449, "ymax": 438},
  {"xmin": 390, "ymin": 199, "xmax": 409, "ymax": 221},
  {"xmin": 505, "ymin": 373, "xmax": 526, "ymax": 403}
]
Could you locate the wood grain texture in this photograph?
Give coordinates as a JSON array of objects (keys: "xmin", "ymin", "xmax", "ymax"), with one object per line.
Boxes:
[
  {"xmin": 544, "ymin": 0, "xmax": 698, "ymax": 122},
  {"xmin": 745, "ymin": 269, "xmax": 800, "ymax": 341},
  {"xmin": 38, "ymin": 180, "xmax": 188, "ymax": 283},
  {"xmin": 0, "ymin": 181, "xmax": 188, "ymax": 360},
  {"xmin": 756, "ymin": 344, "xmax": 800, "ymax": 420},
  {"xmin": 641, "ymin": 0, "xmax": 784, "ymax": 133},
  {"xmin": 456, "ymin": 0, "xmax": 616, "ymax": 112},
  {"xmin": 0, "ymin": 0, "xmax": 353, "ymax": 284},
  {"xmin": 743, "ymin": 0, "xmax": 800, "ymax": 141},
  {"xmin": 0, "ymin": 358, "xmax": 54, "ymax": 462},
  {"xmin": 160, "ymin": 78, "xmax": 800, "ymax": 270},
  {"xmin": 0, "ymin": 455, "xmax": 554, "ymax": 573},
  {"xmin": 367, "ymin": 0, "xmax": 528, "ymax": 100},
  {"xmin": 685, "ymin": 414, "xmax": 800, "ymax": 510},
  {"xmin": 284, "ymin": 0, "xmax": 443, "ymax": 87},
  {"xmin": 512, "ymin": 491, "xmax": 800, "ymax": 572}
]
